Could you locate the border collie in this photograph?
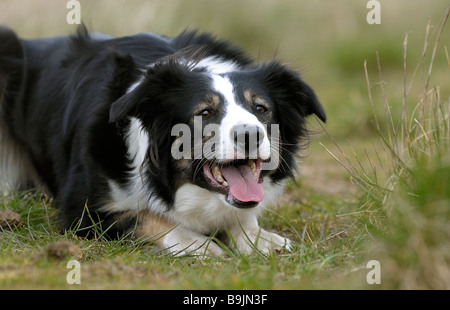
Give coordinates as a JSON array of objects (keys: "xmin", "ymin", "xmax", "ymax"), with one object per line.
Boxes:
[{"xmin": 0, "ymin": 26, "xmax": 326, "ymax": 255}]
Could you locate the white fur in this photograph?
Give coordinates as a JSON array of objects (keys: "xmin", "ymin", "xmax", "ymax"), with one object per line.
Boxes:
[
  {"xmin": 101, "ymin": 117, "xmax": 165, "ymax": 214},
  {"xmin": 169, "ymin": 177, "xmax": 284, "ymax": 235},
  {"xmin": 161, "ymin": 177, "xmax": 288, "ymax": 254},
  {"xmin": 125, "ymin": 117, "xmax": 150, "ymax": 168},
  {"xmin": 192, "ymin": 56, "xmax": 239, "ymax": 74},
  {"xmin": 127, "ymin": 55, "xmax": 239, "ymax": 94},
  {"xmin": 211, "ymin": 74, "xmax": 271, "ymax": 161},
  {"xmin": 161, "ymin": 225, "xmax": 225, "ymax": 256},
  {"xmin": 169, "ymin": 183, "xmax": 260, "ymax": 234},
  {"xmin": 126, "ymin": 78, "xmax": 143, "ymax": 93},
  {"xmin": 0, "ymin": 124, "xmax": 43, "ymax": 196}
]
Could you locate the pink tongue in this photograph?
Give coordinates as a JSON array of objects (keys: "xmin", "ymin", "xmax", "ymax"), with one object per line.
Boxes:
[{"xmin": 221, "ymin": 164, "xmax": 264, "ymax": 203}]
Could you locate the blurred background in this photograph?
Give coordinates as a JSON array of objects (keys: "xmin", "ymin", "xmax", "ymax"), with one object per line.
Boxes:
[
  {"xmin": 1, "ymin": 0, "xmax": 449, "ymax": 199},
  {"xmin": 1, "ymin": 0, "xmax": 450, "ymax": 290},
  {"xmin": 1, "ymin": 0, "xmax": 448, "ymax": 141}
]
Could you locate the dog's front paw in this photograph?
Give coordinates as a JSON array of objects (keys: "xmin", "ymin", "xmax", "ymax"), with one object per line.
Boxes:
[
  {"xmin": 233, "ymin": 228, "xmax": 292, "ymax": 255},
  {"xmin": 160, "ymin": 226, "xmax": 225, "ymax": 257}
]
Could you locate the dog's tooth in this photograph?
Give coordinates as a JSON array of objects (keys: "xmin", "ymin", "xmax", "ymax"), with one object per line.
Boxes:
[
  {"xmin": 212, "ymin": 165, "xmax": 220, "ymax": 176},
  {"xmin": 248, "ymin": 160, "xmax": 258, "ymax": 180},
  {"xmin": 249, "ymin": 160, "xmax": 256, "ymax": 170},
  {"xmin": 212, "ymin": 165, "xmax": 224, "ymax": 183},
  {"xmin": 216, "ymin": 174, "xmax": 224, "ymax": 183},
  {"xmin": 223, "ymin": 180, "xmax": 228, "ymax": 187}
]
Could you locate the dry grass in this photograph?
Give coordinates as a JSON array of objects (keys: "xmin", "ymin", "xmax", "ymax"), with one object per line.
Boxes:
[
  {"xmin": 1, "ymin": 0, "xmax": 450, "ymax": 290},
  {"xmin": 324, "ymin": 8, "xmax": 450, "ymax": 289}
]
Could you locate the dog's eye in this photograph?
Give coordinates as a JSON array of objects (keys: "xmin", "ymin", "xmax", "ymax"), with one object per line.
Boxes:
[
  {"xmin": 198, "ymin": 109, "xmax": 211, "ymax": 117},
  {"xmin": 255, "ymin": 105, "xmax": 268, "ymax": 114}
]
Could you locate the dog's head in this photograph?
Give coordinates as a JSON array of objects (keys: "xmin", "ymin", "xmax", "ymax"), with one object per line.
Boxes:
[{"xmin": 109, "ymin": 57, "xmax": 326, "ymax": 209}]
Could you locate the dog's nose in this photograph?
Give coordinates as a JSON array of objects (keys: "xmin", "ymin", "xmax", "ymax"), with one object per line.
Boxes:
[{"xmin": 232, "ymin": 124, "xmax": 265, "ymax": 150}]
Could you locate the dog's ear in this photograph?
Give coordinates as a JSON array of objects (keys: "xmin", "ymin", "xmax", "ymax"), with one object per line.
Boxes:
[
  {"xmin": 108, "ymin": 52, "xmax": 142, "ymax": 123},
  {"xmin": 297, "ymin": 81, "xmax": 326, "ymax": 123},
  {"xmin": 109, "ymin": 91, "xmax": 138, "ymax": 123},
  {"xmin": 109, "ymin": 59, "xmax": 194, "ymax": 123},
  {"xmin": 262, "ymin": 61, "xmax": 326, "ymax": 123}
]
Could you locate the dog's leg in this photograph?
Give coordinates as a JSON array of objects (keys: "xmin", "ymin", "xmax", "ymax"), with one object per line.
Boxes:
[
  {"xmin": 227, "ymin": 214, "xmax": 292, "ymax": 254},
  {"xmin": 134, "ymin": 210, "xmax": 225, "ymax": 256}
]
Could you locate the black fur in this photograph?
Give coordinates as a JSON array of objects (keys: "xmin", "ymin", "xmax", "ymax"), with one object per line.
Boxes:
[{"xmin": 0, "ymin": 26, "xmax": 325, "ymax": 238}]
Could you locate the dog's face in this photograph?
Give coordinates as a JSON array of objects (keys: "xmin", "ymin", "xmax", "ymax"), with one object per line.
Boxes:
[{"xmin": 109, "ymin": 59, "xmax": 326, "ymax": 209}]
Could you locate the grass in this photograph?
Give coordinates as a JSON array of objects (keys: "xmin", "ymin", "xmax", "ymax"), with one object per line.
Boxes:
[
  {"xmin": 1, "ymin": 183, "xmax": 365, "ymax": 289},
  {"xmin": 1, "ymin": 0, "xmax": 450, "ymax": 289},
  {"xmin": 323, "ymin": 8, "xmax": 450, "ymax": 289}
]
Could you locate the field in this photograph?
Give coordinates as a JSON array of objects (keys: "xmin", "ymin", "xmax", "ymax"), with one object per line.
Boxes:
[{"xmin": 1, "ymin": 0, "xmax": 449, "ymax": 290}]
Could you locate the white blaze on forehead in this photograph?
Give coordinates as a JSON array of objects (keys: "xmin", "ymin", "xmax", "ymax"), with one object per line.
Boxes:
[
  {"xmin": 211, "ymin": 74, "xmax": 236, "ymax": 106},
  {"xmin": 212, "ymin": 74, "xmax": 258, "ymax": 128},
  {"xmin": 193, "ymin": 56, "xmax": 239, "ymax": 74},
  {"xmin": 126, "ymin": 56, "xmax": 238, "ymax": 94},
  {"xmin": 211, "ymin": 74, "xmax": 271, "ymax": 160}
]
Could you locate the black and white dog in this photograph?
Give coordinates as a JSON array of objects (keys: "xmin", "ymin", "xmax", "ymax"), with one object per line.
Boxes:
[{"xmin": 0, "ymin": 26, "xmax": 325, "ymax": 255}]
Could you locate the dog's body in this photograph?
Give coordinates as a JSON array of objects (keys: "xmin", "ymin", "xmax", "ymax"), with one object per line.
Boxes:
[{"xmin": 0, "ymin": 26, "xmax": 325, "ymax": 255}]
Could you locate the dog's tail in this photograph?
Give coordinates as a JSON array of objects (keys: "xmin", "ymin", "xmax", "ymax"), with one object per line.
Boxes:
[{"xmin": 0, "ymin": 26, "xmax": 25, "ymax": 112}]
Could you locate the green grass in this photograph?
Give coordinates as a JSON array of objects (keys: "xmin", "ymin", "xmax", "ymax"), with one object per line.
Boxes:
[
  {"xmin": 1, "ymin": 0, "xmax": 450, "ymax": 289},
  {"xmin": 1, "ymin": 184, "xmax": 366, "ymax": 289},
  {"xmin": 325, "ymin": 8, "xmax": 450, "ymax": 289}
]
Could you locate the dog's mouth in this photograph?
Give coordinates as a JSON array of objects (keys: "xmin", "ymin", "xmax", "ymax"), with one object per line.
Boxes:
[{"xmin": 202, "ymin": 159, "xmax": 264, "ymax": 209}]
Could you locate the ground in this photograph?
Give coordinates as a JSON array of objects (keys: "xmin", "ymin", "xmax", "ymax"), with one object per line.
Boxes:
[
  {"xmin": 1, "ymin": 0, "xmax": 449, "ymax": 290},
  {"xmin": 0, "ymin": 136, "xmax": 370, "ymax": 289}
]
